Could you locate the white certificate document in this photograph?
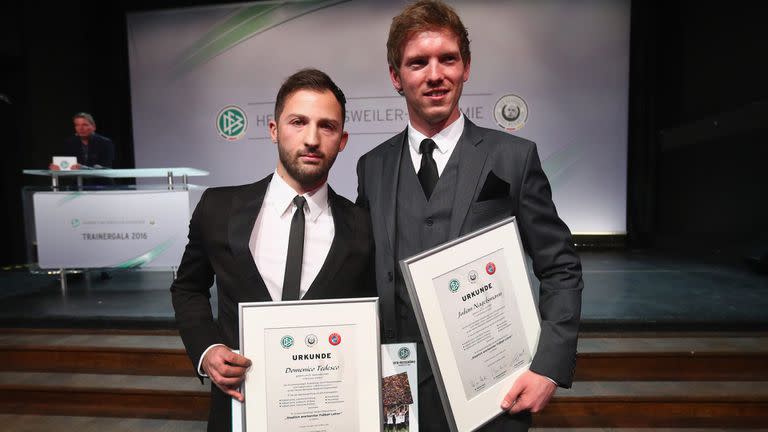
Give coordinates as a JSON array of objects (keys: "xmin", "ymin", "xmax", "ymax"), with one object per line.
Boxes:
[
  {"xmin": 238, "ymin": 298, "xmax": 381, "ymax": 432},
  {"xmin": 264, "ymin": 325, "xmax": 358, "ymax": 432},
  {"xmin": 432, "ymin": 249, "xmax": 531, "ymax": 400}
]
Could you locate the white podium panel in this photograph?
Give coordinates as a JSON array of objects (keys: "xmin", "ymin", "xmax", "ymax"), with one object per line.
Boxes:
[{"xmin": 33, "ymin": 190, "xmax": 190, "ymax": 269}]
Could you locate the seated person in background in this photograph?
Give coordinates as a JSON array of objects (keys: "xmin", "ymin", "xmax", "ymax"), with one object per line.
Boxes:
[
  {"xmin": 53, "ymin": 113, "xmax": 117, "ymax": 280},
  {"xmin": 50, "ymin": 112, "xmax": 114, "ymax": 170}
]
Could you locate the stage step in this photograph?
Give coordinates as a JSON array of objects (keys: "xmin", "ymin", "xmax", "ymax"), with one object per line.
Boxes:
[
  {"xmin": 538, "ymin": 381, "xmax": 768, "ymax": 428},
  {"xmin": 0, "ymin": 419, "xmax": 760, "ymax": 432},
  {"xmin": 0, "ymin": 414, "xmax": 206, "ymax": 432},
  {"xmin": 532, "ymin": 430, "xmax": 768, "ymax": 432},
  {"xmin": 0, "ymin": 372, "xmax": 766, "ymax": 427},
  {"xmin": 0, "ymin": 330, "xmax": 193, "ymax": 376},
  {"xmin": 2, "ymin": 330, "xmax": 766, "ymax": 381},
  {"xmin": 577, "ymin": 332, "xmax": 768, "ymax": 381},
  {"xmin": 1, "ymin": 329, "xmax": 767, "ymax": 427},
  {"xmin": 0, "ymin": 372, "xmax": 208, "ymax": 420},
  {"xmin": 33, "ymin": 421, "xmax": 749, "ymax": 432}
]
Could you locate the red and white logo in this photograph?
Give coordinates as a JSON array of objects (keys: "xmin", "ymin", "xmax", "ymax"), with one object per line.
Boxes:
[
  {"xmin": 329, "ymin": 333, "xmax": 341, "ymax": 346},
  {"xmin": 486, "ymin": 262, "xmax": 496, "ymax": 275}
]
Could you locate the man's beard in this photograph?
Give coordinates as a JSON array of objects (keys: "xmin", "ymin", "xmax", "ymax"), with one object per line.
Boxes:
[{"xmin": 278, "ymin": 145, "xmax": 337, "ymax": 189}]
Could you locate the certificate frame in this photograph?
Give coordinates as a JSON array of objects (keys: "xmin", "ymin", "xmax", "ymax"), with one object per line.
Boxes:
[
  {"xmin": 400, "ymin": 217, "xmax": 541, "ymax": 432},
  {"xmin": 238, "ymin": 297, "xmax": 382, "ymax": 432}
]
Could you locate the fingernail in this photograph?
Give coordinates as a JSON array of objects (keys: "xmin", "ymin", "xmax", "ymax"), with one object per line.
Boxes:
[{"xmin": 501, "ymin": 400, "xmax": 510, "ymax": 409}]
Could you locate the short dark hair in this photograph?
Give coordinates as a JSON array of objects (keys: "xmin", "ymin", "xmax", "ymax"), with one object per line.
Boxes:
[
  {"xmin": 274, "ymin": 68, "xmax": 347, "ymax": 125},
  {"xmin": 387, "ymin": 0, "xmax": 471, "ymax": 74},
  {"xmin": 73, "ymin": 112, "xmax": 95, "ymax": 126}
]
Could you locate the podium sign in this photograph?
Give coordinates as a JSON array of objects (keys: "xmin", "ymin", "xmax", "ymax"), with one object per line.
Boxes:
[{"xmin": 33, "ymin": 190, "xmax": 190, "ymax": 269}]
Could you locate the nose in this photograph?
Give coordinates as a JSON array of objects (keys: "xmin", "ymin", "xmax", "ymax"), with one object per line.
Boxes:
[
  {"xmin": 426, "ymin": 61, "xmax": 444, "ymax": 84},
  {"xmin": 305, "ymin": 123, "xmax": 320, "ymax": 147}
]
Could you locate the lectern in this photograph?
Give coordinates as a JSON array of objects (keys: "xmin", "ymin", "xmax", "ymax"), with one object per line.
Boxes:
[{"xmin": 22, "ymin": 168, "xmax": 208, "ymax": 290}]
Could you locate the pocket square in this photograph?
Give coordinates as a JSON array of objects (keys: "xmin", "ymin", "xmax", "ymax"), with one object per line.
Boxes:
[{"xmin": 476, "ymin": 171, "xmax": 510, "ymax": 202}]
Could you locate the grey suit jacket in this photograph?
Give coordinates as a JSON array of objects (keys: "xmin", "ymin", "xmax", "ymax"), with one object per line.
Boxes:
[{"xmin": 356, "ymin": 119, "xmax": 583, "ymax": 387}]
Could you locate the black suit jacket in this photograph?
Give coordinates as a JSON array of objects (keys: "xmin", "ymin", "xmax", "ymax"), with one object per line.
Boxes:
[
  {"xmin": 356, "ymin": 119, "xmax": 583, "ymax": 389},
  {"xmin": 61, "ymin": 133, "xmax": 114, "ymax": 167},
  {"xmin": 171, "ymin": 174, "xmax": 375, "ymax": 432}
]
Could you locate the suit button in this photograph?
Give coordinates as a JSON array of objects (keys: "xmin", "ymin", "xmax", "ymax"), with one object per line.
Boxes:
[
  {"xmin": 425, "ymin": 217, "xmax": 433, "ymax": 226},
  {"xmin": 387, "ymin": 272, "xmax": 393, "ymax": 282}
]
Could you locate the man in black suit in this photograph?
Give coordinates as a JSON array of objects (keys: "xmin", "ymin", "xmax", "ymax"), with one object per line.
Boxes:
[
  {"xmin": 356, "ymin": 1, "xmax": 583, "ymax": 430},
  {"xmin": 172, "ymin": 69, "xmax": 375, "ymax": 432},
  {"xmin": 54, "ymin": 112, "xmax": 114, "ymax": 169}
]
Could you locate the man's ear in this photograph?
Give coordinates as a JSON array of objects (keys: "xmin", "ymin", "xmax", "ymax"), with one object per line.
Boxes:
[
  {"xmin": 338, "ymin": 131, "xmax": 349, "ymax": 153},
  {"xmin": 389, "ymin": 65, "xmax": 403, "ymax": 93},
  {"xmin": 463, "ymin": 58, "xmax": 471, "ymax": 83},
  {"xmin": 268, "ymin": 119, "xmax": 278, "ymax": 143}
]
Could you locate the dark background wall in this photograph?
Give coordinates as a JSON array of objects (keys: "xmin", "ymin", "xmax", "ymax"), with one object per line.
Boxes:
[
  {"xmin": 628, "ymin": 2, "xmax": 768, "ymax": 258},
  {"xmin": 1, "ymin": 1, "xmax": 767, "ymax": 266}
]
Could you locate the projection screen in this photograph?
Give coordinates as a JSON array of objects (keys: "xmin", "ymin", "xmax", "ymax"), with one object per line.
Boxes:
[{"xmin": 127, "ymin": 0, "xmax": 630, "ymax": 234}]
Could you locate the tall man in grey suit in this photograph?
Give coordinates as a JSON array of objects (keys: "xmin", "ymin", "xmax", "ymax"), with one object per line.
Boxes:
[{"xmin": 356, "ymin": 1, "xmax": 583, "ymax": 430}]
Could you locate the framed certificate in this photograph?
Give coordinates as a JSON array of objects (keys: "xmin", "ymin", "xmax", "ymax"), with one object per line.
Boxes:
[
  {"xmin": 238, "ymin": 298, "xmax": 382, "ymax": 432},
  {"xmin": 399, "ymin": 217, "xmax": 540, "ymax": 432}
]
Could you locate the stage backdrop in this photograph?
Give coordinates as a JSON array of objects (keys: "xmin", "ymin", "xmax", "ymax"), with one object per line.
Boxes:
[{"xmin": 127, "ymin": 0, "xmax": 629, "ymax": 234}]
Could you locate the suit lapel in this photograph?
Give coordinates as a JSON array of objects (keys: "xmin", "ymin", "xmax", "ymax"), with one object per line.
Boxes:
[
  {"xmin": 304, "ymin": 187, "xmax": 350, "ymax": 298},
  {"xmin": 227, "ymin": 175, "xmax": 271, "ymax": 298},
  {"xmin": 449, "ymin": 120, "xmax": 488, "ymax": 237},
  {"xmin": 380, "ymin": 129, "xmax": 406, "ymax": 254}
]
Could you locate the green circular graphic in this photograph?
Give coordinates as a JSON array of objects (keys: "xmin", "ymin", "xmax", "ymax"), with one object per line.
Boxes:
[
  {"xmin": 280, "ymin": 335, "xmax": 294, "ymax": 349},
  {"xmin": 449, "ymin": 278, "xmax": 460, "ymax": 293},
  {"xmin": 398, "ymin": 347, "xmax": 410, "ymax": 360},
  {"xmin": 216, "ymin": 105, "xmax": 248, "ymax": 141}
]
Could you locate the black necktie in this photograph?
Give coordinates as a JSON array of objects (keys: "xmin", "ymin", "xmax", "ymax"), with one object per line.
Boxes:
[
  {"xmin": 282, "ymin": 195, "xmax": 307, "ymax": 301},
  {"xmin": 418, "ymin": 138, "xmax": 439, "ymax": 200}
]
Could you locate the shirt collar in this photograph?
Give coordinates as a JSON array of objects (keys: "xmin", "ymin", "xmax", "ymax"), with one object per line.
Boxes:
[
  {"xmin": 266, "ymin": 171, "xmax": 330, "ymax": 223},
  {"xmin": 407, "ymin": 114, "xmax": 465, "ymax": 156}
]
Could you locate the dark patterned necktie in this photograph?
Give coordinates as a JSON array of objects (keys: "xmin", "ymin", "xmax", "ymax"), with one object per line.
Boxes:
[{"xmin": 418, "ymin": 138, "xmax": 439, "ymax": 200}]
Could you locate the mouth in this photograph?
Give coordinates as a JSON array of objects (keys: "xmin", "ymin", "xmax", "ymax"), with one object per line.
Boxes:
[
  {"xmin": 298, "ymin": 153, "xmax": 324, "ymax": 163},
  {"xmin": 424, "ymin": 88, "xmax": 450, "ymax": 99}
]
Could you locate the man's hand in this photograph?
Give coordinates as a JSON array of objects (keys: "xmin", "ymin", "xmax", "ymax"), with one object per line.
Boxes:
[
  {"xmin": 500, "ymin": 370, "xmax": 557, "ymax": 414},
  {"xmin": 201, "ymin": 345, "xmax": 252, "ymax": 402}
]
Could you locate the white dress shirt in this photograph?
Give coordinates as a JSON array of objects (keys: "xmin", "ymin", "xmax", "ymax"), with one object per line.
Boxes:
[
  {"xmin": 407, "ymin": 114, "xmax": 465, "ymax": 175},
  {"xmin": 198, "ymin": 171, "xmax": 334, "ymax": 375},
  {"xmin": 249, "ymin": 171, "xmax": 334, "ymax": 301}
]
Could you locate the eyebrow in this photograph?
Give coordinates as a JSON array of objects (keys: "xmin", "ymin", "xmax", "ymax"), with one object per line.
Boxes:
[
  {"xmin": 319, "ymin": 118, "xmax": 341, "ymax": 128},
  {"xmin": 284, "ymin": 113, "xmax": 341, "ymax": 127},
  {"xmin": 404, "ymin": 46, "xmax": 461, "ymax": 60}
]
